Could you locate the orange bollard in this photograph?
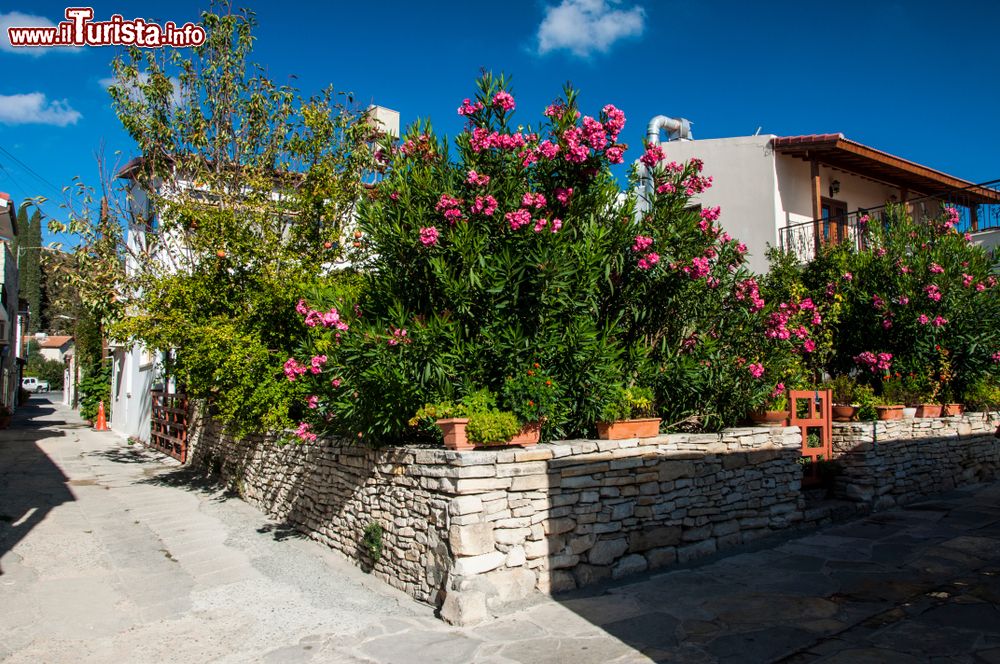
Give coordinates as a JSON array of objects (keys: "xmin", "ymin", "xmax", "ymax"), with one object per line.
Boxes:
[{"xmin": 95, "ymin": 400, "xmax": 109, "ymax": 431}]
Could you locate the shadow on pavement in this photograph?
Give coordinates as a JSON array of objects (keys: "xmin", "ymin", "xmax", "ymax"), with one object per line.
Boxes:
[{"xmin": 0, "ymin": 398, "xmax": 74, "ymax": 575}]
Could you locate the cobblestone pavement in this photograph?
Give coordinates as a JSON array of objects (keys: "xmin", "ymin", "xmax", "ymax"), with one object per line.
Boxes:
[{"xmin": 2, "ymin": 398, "xmax": 999, "ymax": 663}]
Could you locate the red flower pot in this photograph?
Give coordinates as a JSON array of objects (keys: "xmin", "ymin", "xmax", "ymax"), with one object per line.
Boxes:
[
  {"xmin": 750, "ymin": 411, "xmax": 789, "ymax": 427},
  {"xmin": 596, "ymin": 418, "xmax": 662, "ymax": 440},
  {"xmin": 916, "ymin": 404, "xmax": 942, "ymax": 418},
  {"xmin": 437, "ymin": 418, "xmax": 471, "ymax": 450},
  {"xmin": 832, "ymin": 405, "xmax": 858, "ymax": 422},
  {"xmin": 507, "ymin": 421, "xmax": 541, "ymax": 446},
  {"xmin": 876, "ymin": 405, "xmax": 904, "ymax": 420},
  {"xmin": 942, "ymin": 403, "xmax": 963, "ymax": 417}
]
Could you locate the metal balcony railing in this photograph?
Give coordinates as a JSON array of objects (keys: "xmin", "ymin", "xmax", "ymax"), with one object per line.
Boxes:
[{"xmin": 778, "ymin": 179, "xmax": 1000, "ymax": 263}]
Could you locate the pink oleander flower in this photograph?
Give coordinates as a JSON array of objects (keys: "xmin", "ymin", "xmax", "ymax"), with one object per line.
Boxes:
[
  {"xmin": 875, "ymin": 247, "xmax": 887, "ymax": 257},
  {"xmin": 929, "ymin": 263, "xmax": 944, "ymax": 274},
  {"xmin": 700, "ymin": 206, "xmax": 721, "ymax": 222},
  {"xmin": 331, "ymin": 378, "xmax": 342, "ymax": 388},
  {"xmin": 471, "ymin": 195, "xmax": 498, "ymax": 217},
  {"xmin": 943, "ymin": 206, "xmax": 960, "ymax": 229},
  {"xmin": 976, "ymin": 283, "xmax": 986, "ymax": 292},
  {"xmin": 419, "ymin": 226, "xmax": 439, "ymax": 247},
  {"xmin": 521, "ymin": 192, "xmax": 547, "ymax": 209},
  {"xmin": 932, "ymin": 316, "xmax": 948, "ymax": 327},
  {"xmin": 310, "ymin": 355, "xmax": 327, "ymax": 374},
  {"xmin": 842, "ymin": 272, "xmax": 853, "ymax": 281},
  {"xmin": 632, "ymin": 235, "xmax": 654, "ymax": 252},
  {"xmin": 581, "ymin": 116, "xmax": 608, "ymax": 150},
  {"xmin": 918, "ymin": 314, "xmax": 930, "ymax": 325},
  {"xmin": 307, "ymin": 395, "xmax": 319, "ymax": 409},
  {"xmin": 492, "ymin": 91, "xmax": 515, "ymax": 111},
  {"xmin": 466, "ymin": 170, "xmax": 490, "ymax": 186},
  {"xmin": 550, "ymin": 218, "xmax": 563, "ymax": 233},
  {"xmin": 389, "ymin": 191, "xmax": 400, "ymax": 201},
  {"xmin": 637, "ymin": 252, "xmax": 660, "ymax": 270},
  {"xmin": 735, "ymin": 278, "xmax": 765, "ymax": 312},
  {"xmin": 533, "ymin": 218, "xmax": 548, "ymax": 233},
  {"xmin": 506, "ymin": 209, "xmax": 531, "ymax": 230},
  {"xmin": 387, "ymin": 327, "xmax": 409, "ymax": 347},
  {"xmin": 719, "ymin": 232, "xmax": 732, "ymax": 244},
  {"xmin": 295, "ymin": 299, "xmax": 309, "ymax": 315},
  {"xmin": 656, "ymin": 182, "xmax": 676, "ymax": 195},
  {"xmin": 602, "ymin": 104, "xmax": 626, "ymax": 140},
  {"xmin": 882, "ymin": 318, "xmax": 893, "ymax": 329},
  {"xmin": 605, "ymin": 146, "xmax": 625, "ymax": 164},
  {"xmin": 687, "ymin": 256, "xmax": 711, "ymax": 279},
  {"xmin": 924, "ymin": 284, "xmax": 942, "ymax": 301},
  {"xmin": 898, "ymin": 296, "xmax": 909, "ymax": 305},
  {"xmin": 639, "ymin": 144, "xmax": 665, "ymax": 168},
  {"xmin": 872, "ymin": 294, "xmax": 885, "ymax": 310},
  {"xmin": 538, "ymin": 140, "xmax": 560, "ymax": 160},
  {"xmin": 457, "ymin": 97, "xmax": 484, "ymax": 116},
  {"xmin": 294, "ymin": 422, "xmax": 317, "ymax": 443},
  {"xmin": 962, "ymin": 273, "xmax": 975, "ymax": 288},
  {"xmin": 555, "ymin": 187, "xmax": 573, "ymax": 206},
  {"xmin": 803, "ymin": 339, "xmax": 816, "ymax": 352},
  {"xmin": 771, "ymin": 382, "xmax": 785, "ymax": 398},
  {"xmin": 735, "ymin": 242, "xmax": 748, "ymax": 255},
  {"xmin": 283, "ymin": 358, "xmax": 308, "ymax": 382},
  {"xmin": 858, "ymin": 214, "xmax": 870, "ymax": 226},
  {"xmin": 799, "ymin": 298, "xmax": 815, "ymax": 311},
  {"xmin": 993, "ymin": 351, "xmax": 1000, "ymax": 363},
  {"xmin": 747, "ymin": 362, "xmax": 765, "ymax": 378},
  {"xmin": 854, "ymin": 351, "xmax": 892, "ymax": 373}
]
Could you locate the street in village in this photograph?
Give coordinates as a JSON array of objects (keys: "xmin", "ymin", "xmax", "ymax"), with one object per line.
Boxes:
[{"xmin": 2, "ymin": 396, "xmax": 1000, "ymax": 663}]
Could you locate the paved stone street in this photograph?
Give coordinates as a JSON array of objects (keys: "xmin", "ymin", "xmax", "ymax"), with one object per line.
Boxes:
[{"xmin": 3, "ymin": 398, "xmax": 1000, "ymax": 663}]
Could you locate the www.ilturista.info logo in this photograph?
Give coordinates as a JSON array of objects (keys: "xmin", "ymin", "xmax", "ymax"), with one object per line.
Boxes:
[{"xmin": 6, "ymin": 7, "xmax": 206, "ymax": 49}]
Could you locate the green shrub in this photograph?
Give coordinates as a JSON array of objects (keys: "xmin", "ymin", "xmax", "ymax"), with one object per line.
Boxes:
[
  {"xmin": 78, "ymin": 362, "xmax": 111, "ymax": 421},
  {"xmin": 855, "ymin": 384, "xmax": 878, "ymax": 421},
  {"xmin": 362, "ymin": 522, "xmax": 383, "ymax": 565},
  {"xmin": 963, "ymin": 378, "xmax": 1000, "ymax": 412},
  {"xmin": 465, "ymin": 410, "xmax": 521, "ymax": 445}
]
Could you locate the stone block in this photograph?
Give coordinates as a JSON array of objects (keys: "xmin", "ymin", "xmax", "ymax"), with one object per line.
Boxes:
[
  {"xmin": 628, "ymin": 526, "xmax": 682, "ymax": 552},
  {"xmin": 481, "ymin": 567, "xmax": 537, "ymax": 606},
  {"xmin": 448, "ymin": 495, "xmax": 483, "ymax": 516},
  {"xmin": 496, "ymin": 461, "xmax": 549, "ymax": 478},
  {"xmin": 659, "ymin": 461, "xmax": 696, "ymax": 482},
  {"xmin": 506, "ymin": 546, "xmax": 526, "ymax": 567},
  {"xmin": 566, "ymin": 534, "xmax": 597, "ymax": 555},
  {"xmin": 453, "ymin": 551, "xmax": 506, "ymax": 576},
  {"xmin": 509, "ymin": 475, "xmax": 550, "ymax": 491},
  {"xmin": 587, "ymin": 537, "xmax": 629, "ymax": 565},
  {"xmin": 645, "ymin": 546, "xmax": 677, "ymax": 569},
  {"xmin": 439, "ymin": 590, "xmax": 487, "ymax": 626},
  {"xmin": 612, "ymin": 554, "xmax": 648, "ymax": 579},
  {"xmin": 494, "ymin": 527, "xmax": 531, "ymax": 546},
  {"xmin": 544, "ymin": 517, "xmax": 576, "ymax": 535},
  {"xmin": 573, "ymin": 564, "xmax": 612, "ymax": 587},
  {"xmin": 450, "ymin": 522, "xmax": 495, "ymax": 556}
]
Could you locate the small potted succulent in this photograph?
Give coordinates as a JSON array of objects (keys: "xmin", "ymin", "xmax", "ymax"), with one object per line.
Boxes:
[
  {"xmin": 596, "ymin": 384, "xmax": 661, "ymax": 439},
  {"xmin": 410, "ymin": 389, "xmax": 539, "ymax": 451},
  {"xmin": 829, "ymin": 375, "xmax": 858, "ymax": 422}
]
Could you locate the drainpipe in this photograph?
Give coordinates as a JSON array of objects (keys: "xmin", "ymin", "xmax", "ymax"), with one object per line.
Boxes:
[{"xmin": 638, "ymin": 115, "xmax": 693, "ymax": 214}]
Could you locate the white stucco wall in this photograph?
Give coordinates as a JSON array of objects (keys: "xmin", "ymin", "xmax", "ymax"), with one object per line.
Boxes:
[{"xmin": 660, "ymin": 135, "xmax": 778, "ymax": 273}]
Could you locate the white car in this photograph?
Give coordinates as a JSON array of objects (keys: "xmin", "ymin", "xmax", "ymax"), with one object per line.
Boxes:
[{"xmin": 21, "ymin": 377, "xmax": 49, "ymax": 393}]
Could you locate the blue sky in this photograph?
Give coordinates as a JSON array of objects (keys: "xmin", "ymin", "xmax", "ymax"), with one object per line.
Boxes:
[{"xmin": 2, "ymin": 0, "xmax": 999, "ymax": 243}]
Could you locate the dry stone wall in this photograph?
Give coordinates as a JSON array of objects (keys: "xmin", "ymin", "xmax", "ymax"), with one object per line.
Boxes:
[
  {"xmin": 187, "ymin": 416, "xmax": 803, "ymax": 624},
  {"xmin": 831, "ymin": 413, "xmax": 1000, "ymax": 509}
]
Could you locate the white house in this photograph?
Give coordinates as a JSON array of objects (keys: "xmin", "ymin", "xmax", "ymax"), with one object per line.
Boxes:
[
  {"xmin": 0, "ymin": 192, "xmax": 20, "ymax": 410},
  {"xmin": 659, "ymin": 132, "xmax": 1000, "ymax": 273},
  {"xmin": 110, "ymin": 105, "xmax": 399, "ymax": 443}
]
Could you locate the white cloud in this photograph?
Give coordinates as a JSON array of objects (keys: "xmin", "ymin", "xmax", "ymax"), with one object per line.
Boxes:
[
  {"xmin": 1, "ymin": 11, "xmax": 58, "ymax": 56},
  {"xmin": 537, "ymin": 0, "xmax": 646, "ymax": 58},
  {"xmin": 99, "ymin": 73, "xmax": 184, "ymax": 108},
  {"xmin": 0, "ymin": 92, "xmax": 81, "ymax": 126}
]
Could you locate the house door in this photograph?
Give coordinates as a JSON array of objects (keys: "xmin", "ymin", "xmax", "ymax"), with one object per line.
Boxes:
[{"xmin": 821, "ymin": 199, "xmax": 848, "ymax": 245}]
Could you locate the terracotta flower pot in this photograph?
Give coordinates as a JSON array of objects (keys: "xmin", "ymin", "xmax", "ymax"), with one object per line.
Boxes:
[
  {"xmin": 876, "ymin": 405, "xmax": 904, "ymax": 420},
  {"xmin": 902, "ymin": 407, "xmax": 918, "ymax": 419},
  {"xmin": 596, "ymin": 418, "xmax": 662, "ymax": 440},
  {"xmin": 750, "ymin": 411, "xmax": 789, "ymax": 427},
  {"xmin": 832, "ymin": 405, "xmax": 857, "ymax": 422},
  {"xmin": 916, "ymin": 404, "xmax": 942, "ymax": 418},
  {"xmin": 437, "ymin": 418, "xmax": 471, "ymax": 450},
  {"xmin": 942, "ymin": 403, "xmax": 963, "ymax": 417},
  {"xmin": 439, "ymin": 418, "xmax": 541, "ymax": 450}
]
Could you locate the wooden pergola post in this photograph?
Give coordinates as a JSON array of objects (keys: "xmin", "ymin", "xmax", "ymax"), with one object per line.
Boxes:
[{"xmin": 811, "ymin": 160, "xmax": 822, "ymax": 255}]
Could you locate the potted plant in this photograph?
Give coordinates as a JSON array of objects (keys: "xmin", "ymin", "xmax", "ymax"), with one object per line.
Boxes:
[
  {"xmin": 907, "ymin": 373, "xmax": 941, "ymax": 418},
  {"xmin": 854, "ymin": 384, "xmax": 879, "ymax": 421},
  {"xmin": 750, "ymin": 391, "xmax": 789, "ymax": 426},
  {"xmin": 596, "ymin": 385, "xmax": 661, "ymax": 439},
  {"xmin": 502, "ymin": 363, "xmax": 562, "ymax": 443},
  {"xmin": 410, "ymin": 389, "xmax": 539, "ymax": 451},
  {"xmin": 875, "ymin": 385, "xmax": 904, "ymax": 420},
  {"xmin": 937, "ymin": 384, "xmax": 962, "ymax": 416},
  {"xmin": 829, "ymin": 375, "xmax": 858, "ymax": 422}
]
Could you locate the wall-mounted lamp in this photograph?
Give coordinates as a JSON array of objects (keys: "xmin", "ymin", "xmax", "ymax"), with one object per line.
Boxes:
[{"xmin": 829, "ymin": 179, "xmax": 841, "ymax": 198}]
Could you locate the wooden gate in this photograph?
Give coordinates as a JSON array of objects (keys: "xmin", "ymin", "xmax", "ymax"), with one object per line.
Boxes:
[
  {"xmin": 788, "ymin": 389, "xmax": 832, "ymax": 488},
  {"xmin": 150, "ymin": 390, "xmax": 190, "ymax": 463}
]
